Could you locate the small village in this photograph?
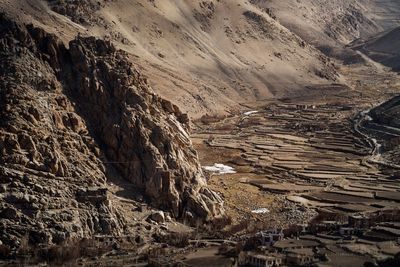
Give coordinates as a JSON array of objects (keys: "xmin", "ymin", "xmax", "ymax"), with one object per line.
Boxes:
[
  {"xmin": 1, "ymin": 1, "xmax": 400, "ymax": 266},
  {"xmin": 238, "ymin": 208, "xmax": 400, "ymax": 267},
  {"xmin": 145, "ymin": 206, "xmax": 400, "ymax": 267},
  {"xmin": 188, "ymin": 88, "xmax": 400, "ymax": 267}
]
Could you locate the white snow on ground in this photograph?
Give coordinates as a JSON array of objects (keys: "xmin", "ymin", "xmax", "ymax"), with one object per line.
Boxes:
[
  {"xmin": 251, "ymin": 208, "xmax": 270, "ymax": 214},
  {"xmin": 203, "ymin": 163, "xmax": 236, "ymax": 174},
  {"xmin": 243, "ymin": 110, "xmax": 258, "ymax": 116},
  {"xmin": 371, "ymin": 138, "xmax": 378, "ymax": 145},
  {"xmin": 371, "ymin": 138, "xmax": 382, "ymax": 153},
  {"xmin": 365, "ymin": 115, "xmax": 373, "ymax": 121},
  {"xmin": 360, "ymin": 109, "xmax": 371, "ymax": 116}
]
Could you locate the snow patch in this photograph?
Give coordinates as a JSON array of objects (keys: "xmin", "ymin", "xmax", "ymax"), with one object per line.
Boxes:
[
  {"xmin": 360, "ymin": 109, "xmax": 371, "ymax": 116},
  {"xmin": 372, "ymin": 138, "xmax": 382, "ymax": 150},
  {"xmin": 203, "ymin": 163, "xmax": 236, "ymax": 175},
  {"xmin": 251, "ymin": 208, "xmax": 270, "ymax": 214},
  {"xmin": 243, "ymin": 110, "xmax": 258, "ymax": 116},
  {"xmin": 365, "ymin": 115, "xmax": 373, "ymax": 121}
]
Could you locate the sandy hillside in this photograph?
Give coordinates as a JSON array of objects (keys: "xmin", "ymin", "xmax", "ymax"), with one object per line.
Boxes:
[
  {"xmin": 0, "ymin": 0, "xmax": 343, "ymax": 119},
  {"xmin": 366, "ymin": 0, "xmax": 400, "ymax": 30},
  {"xmin": 97, "ymin": 0, "xmax": 345, "ymax": 117},
  {"xmin": 2, "ymin": 0, "xmax": 398, "ymax": 119},
  {"xmin": 251, "ymin": 0, "xmax": 377, "ymax": 45},
  {"xmin": 250, "ymin": 0, "xmax": 400, "ymax": 59}
]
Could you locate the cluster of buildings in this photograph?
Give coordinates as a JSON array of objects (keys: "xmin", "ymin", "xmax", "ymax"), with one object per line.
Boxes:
[
  {"xmin": 238, "ymin": 234, "xmax": 321, "ymax": 267},
  {"xmin": 238, "ymin": 209, "xmax": 400, "ymax": 266}
]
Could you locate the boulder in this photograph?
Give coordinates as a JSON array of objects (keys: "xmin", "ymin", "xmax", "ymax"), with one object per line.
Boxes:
[{"xmin": 149, "ymin": 211, "xmax": 165, "ymax": 223}]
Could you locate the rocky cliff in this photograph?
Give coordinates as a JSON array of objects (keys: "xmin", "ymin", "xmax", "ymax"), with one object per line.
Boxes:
[{"xmin": 0, "ymin": 14, "xmax": 223, "ymax": 252}]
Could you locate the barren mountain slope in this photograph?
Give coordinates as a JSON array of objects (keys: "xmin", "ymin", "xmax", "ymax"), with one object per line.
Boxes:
[
  {"xmin": 363, "ymin": 94, "xmax": 400, "ymax": 166},
  {"xmin": 251, "ymin": 0, "xmax": 377, "ymax": 44},
  {"xmin": 351, "ymin": 26, "xmax": 400, "ymax": 71},
  {"xmin": 87, "ymin": 0, "xmax": 346, "ymax": 118},
  {"xmin": 250, "ymin": 0, "xmax": 400, "ymax": 59},
  {"xmin": 0, "ymin": 0, "xmax": 341, "ymax": 119},
  {"xmin": 0, "ymin": 0, "xmax": 400, "ymax": 264},
  {"xmin": 0, "ymin": 14, "xmax": 224, "ymax": 252},
  {"xmin": 366, "ymin": 0, "xmax": 400, "ymax": 30}
]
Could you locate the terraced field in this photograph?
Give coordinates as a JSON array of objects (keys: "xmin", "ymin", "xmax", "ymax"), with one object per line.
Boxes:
[{"xmin": 193, "ymin": 77, "xmax": 400, "ymax": 228}]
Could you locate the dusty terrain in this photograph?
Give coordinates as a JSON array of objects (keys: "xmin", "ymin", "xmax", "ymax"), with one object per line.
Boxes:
[
  {"xmin": 0, "ymin": 0, "xmax": 344, "ymax": 119},
  {"xmin": 195, "ymin": 61, "xmax": 400, "ymax": 226},
  {"xmin": 0, "ymin": 0, "xmax": 400, "ymax": 266},
  {"xmin": 250, "ymin": 0, "xmax": 400, "ymax": 63},
  {"xmin": 191, "ymin": 61, "xmax": 400, "ymax": 266},
  {"xmin": 351, "ymin": 26, "xmax": 400, "ymax": 71},
  {"xmin": 0, "ymin": 1, "xmax": 397, "ymax": 117},
  {"xmin": 0, "ymin": 14, "xmax": 223, "ymax": 262}
]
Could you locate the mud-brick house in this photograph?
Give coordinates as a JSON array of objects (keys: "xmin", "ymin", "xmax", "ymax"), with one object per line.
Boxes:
[
  {"xmin": 273, "ymin": 239, "xmax": 320, "ymax": 253},
  {"xmin": 256, "ymin": 229, "xmax": 284, "ymax": 246},
  {"xmin": 238, "ymin": 251, "xmax": 283, "ymax": 267},
  {"xmin": 349, "ymin": 214, "xmax": 373, "ymax": 229},
  {"xmin": 285, "ymin": 252, "xmax": 319, "ymax": 266}
]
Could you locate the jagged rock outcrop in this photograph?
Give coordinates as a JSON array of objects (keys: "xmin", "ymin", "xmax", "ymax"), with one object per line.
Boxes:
[
  {"xmin": 0, "ymin": 15, "xmax": 124, "ymax": 252},
  {"xmin": 47, "ymin": 0, "xmax": 109, "ymax": 25},
  {"xmin": 0, "ymin": 14, "xmax": 224, "ymax": 252},
  {"xmin": 62, "ymin": 33, "xmax": 224, "ymax": 220}
]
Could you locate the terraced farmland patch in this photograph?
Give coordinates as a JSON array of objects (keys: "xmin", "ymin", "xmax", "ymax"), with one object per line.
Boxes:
[{"xmin": 194, "ymin": 96, "xmax": 400, "ymax": 227}]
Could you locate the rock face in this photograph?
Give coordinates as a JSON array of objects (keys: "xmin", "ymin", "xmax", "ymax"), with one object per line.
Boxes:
[
  {"xmin": 0, "ymin": 14, "xmax": 223, "ymax": 252},
  {"xmin": 47, "ymin": 0, "xmax": 107, "ymax": 25}
]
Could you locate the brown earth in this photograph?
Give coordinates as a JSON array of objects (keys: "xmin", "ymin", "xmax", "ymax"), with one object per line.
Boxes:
[
  {"xmin": 0, "ymin": 0, "xmax": 345, "ymax": 119},
  {"xmin": 193, "ymin": 60, "xmax": 400, "ymax": 234},
  {"xmin": 0, "ymin": 14, "xmax": 223, "ymax": 255},
  {"xmin": 1, "ymin": 0, "xmax": 400, "ymax": 265}
]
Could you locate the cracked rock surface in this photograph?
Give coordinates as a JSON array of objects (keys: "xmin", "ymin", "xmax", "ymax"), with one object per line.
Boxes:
[{"xmin": 0, "ymin": 14, "xmax": 224, "ymax": 252}]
